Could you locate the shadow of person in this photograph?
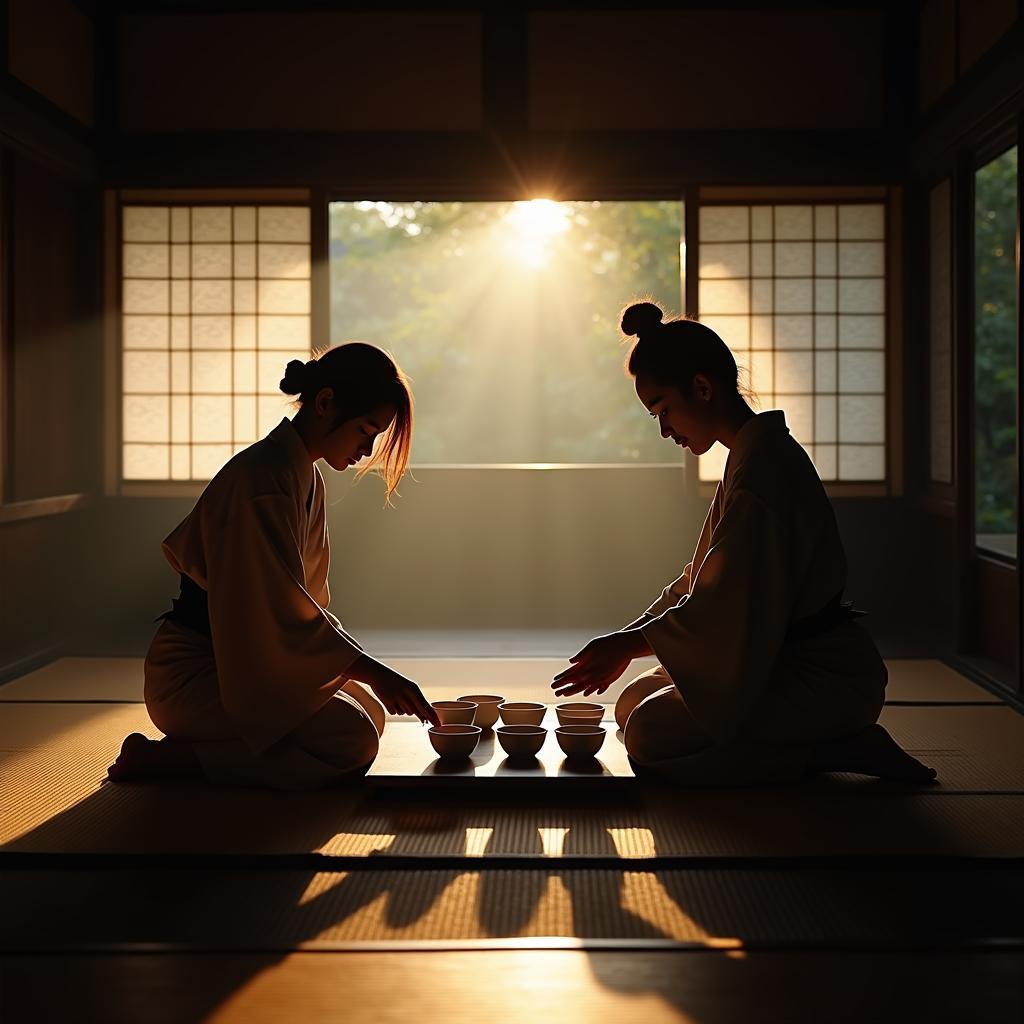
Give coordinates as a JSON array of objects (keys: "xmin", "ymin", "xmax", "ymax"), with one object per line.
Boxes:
[
  {"xmin": 475, "ymin": 816, "xmax": 548, "ymax": 936},
  {"xmin": 469, "ymin": 779, "xmax": 679, "ymax": 943},
  {"xmin": 558, "ymin": 810, "xmax": 675, "ymax": 943},
  {"xmin": 550, "ymin": 772, "xmax": 988, "ymax": 1020},
  {"xmin": 0, "ymin": 764, "xmax": 451, "ymax": 1021}
]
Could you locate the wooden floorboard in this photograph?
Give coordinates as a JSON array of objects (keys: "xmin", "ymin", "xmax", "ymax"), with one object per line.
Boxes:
[{"xmin": 2, "ymin": 950, "xmax": 1021, "ymax": 1024}]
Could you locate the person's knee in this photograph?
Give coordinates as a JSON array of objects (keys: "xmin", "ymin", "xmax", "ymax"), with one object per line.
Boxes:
[
  {"xmin": 299, "ymin": 698, "xmax": 380, "ymax": 777},
  {"xmin": 625, "ymin": 686, "xmax": 708, "ymax": 766},
  {"xmin": 623, "ymin": 718, "xmax": 652, "ymax": 765},
  {"xmin": 614, "ymin": 679, "xmax": 642, "ymax": 731},
  {"xmin": 614, "ymin": 670, "xmax": 671, "ymax": 730},
  {"xmin": 623, "ymin": 691, "xmax": 670, "ymax": 764},
  {"xmin": 624, "ymin": 716, "xmax": 661, "ymax": 766},
  {"xmin": 347, "ymin": 712, "xmax": 380, "ymax": 769},
  {"xmin": 297, "ymin": 717, "xmax": 378, "ymax": 791},
  {"xmin": 340, "ymin": 679, "xmax": 387, "ymax": 737}
]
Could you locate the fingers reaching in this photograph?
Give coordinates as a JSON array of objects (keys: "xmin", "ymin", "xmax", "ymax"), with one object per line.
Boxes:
[
  {"xmin": 553, "ymin": 674, "xmax": 611, "ymax": 698},
  {"xmin": 552, "ymin": 651, "xmax": 590, "ymax": 684},
  {"xmin": 397, "ymin": 681, "xmax": 438, "ymax": 726},
  {"xmin": 552, "ymin": 662, "xmax": 591, "ymax": 686},
  {"xmin": 371, "ymin": 672, "xmax": 440, "ymax": 726},
  {"xmin": 551, "ymin": 671, "xmax": 583, "ymax": 691},
  {"xmin": 414, "ymin": 688, "xmax": 440, "ymax": 727}
]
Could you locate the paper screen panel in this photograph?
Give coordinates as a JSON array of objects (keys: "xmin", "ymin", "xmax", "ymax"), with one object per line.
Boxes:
[
  {"xmin": 697, "ymin": 200, "xmax": 886, "ymax": 482},
  {"xmin": 123, "ymin": 244, "xmax": 169, "ymax": 278},
  {"xmin": 700, "ymin": 206, "xmax": 748, "ymax": 242},
  {"xmin": 123, "ymin": 444, "xmax": 169, "ymax": 479},
  {"xmin": 123, "ymin": 396, "xmax": 169, "ymax": 443},
  {"xmin": 122, "ymin": 315, "xmax": 169, "ymax": 350},
  {"xmin": 121, "ymin": 205, "xmax": 312, "ymax": 480},
  {"xmin": 123, "ymin": 207, "xmax": 168, "ymax": 242}
]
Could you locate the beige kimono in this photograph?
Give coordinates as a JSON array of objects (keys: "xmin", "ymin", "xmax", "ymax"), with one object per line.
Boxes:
[
  {"xmin": 631, "ymin": 410, "xmax": 886, "ymax": 778},
  {"xmin": 144, "ymin": 418, "xmax": 378, "ymax": 789}
]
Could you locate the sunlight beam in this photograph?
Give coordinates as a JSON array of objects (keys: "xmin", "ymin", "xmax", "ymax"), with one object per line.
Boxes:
[{"xmin": 504, "ymin": 199, "xmax": 572, "ymax": 268}]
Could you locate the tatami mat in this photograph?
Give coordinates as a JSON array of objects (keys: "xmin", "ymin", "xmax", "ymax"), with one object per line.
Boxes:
[
  {"xmin": 0, "ymin": 656, "xmax": 1002, "ymax": 704},
  {"xmin": 0, "ymin": 658, "xmax": 147, "ymax": 702},
  {"xmin": 3, "ymin": 701, "xmax": 1024, "ymax": 857},
  {"xmin": 3, "ymin": 865, "xmax": 1022, "ymax": 948},
  {"xmin": 879, "ymin": 659, "xmax": 1003, "ymax": 703},
  {"xmin": 6, "ymin": 784, "xmax": 1024, "ymax": 859}
]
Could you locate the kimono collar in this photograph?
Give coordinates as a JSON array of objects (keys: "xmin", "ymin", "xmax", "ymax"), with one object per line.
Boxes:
[
  {"xmin": 724, "ymin": 409, "xmax": 789, "ymax": 479},
  {"xmin": 268, "ymin": 417, "xmax": 314, "ymax": 502}
]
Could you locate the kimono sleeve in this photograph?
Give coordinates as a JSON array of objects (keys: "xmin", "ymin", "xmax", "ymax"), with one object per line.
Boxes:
[
  {"xmin": 203, "ymin": 488, "xmax": 363, "ymax": 752},
  {"xmin": 641, "ymin": 487, "xmax": 801, "ymax": 741},
  {"xmin": 644, "ymin": 562, "xmax": 694, "ymax": 617},
  {"xmin": 323, "ymin": 606, "xmax": 364, "ymax": 653}
]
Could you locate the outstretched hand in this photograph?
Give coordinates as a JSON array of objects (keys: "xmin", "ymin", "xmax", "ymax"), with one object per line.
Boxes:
[
  {"xmin": 358, "ymin": 661, "xmax": 439, "ymax": 726},
  {"xmin": 551, "ymin": 633, "xmax": 635, "ymax": 698}
]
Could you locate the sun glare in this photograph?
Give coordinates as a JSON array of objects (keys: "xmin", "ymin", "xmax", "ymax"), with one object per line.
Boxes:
[{"xmin": 504, "ymin": 199, "xmax": 572, "ymax": 268}]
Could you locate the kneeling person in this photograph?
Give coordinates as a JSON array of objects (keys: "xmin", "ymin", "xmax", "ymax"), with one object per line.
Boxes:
[{"xmin": 109, "ymin": 343, "xmax": 438, "ymax": 790}]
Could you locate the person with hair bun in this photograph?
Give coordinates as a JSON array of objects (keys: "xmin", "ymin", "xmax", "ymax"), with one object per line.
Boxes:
[
  {"xmin": 552, "ymin": 302, "xmax": 935, "ymax": 786},
  {"xmin": 108, "ymin": 342, "xmax": 440, "ymax": 789}
]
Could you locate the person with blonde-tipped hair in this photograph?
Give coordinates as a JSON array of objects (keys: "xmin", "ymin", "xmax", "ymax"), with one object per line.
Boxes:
[
  {"xmin": 109, "ymin": 342, "xmax": 438, "ymax": 790},
  {"xmin": 553, "ymin": 303, "xmax": 935, "ymax": 787}
]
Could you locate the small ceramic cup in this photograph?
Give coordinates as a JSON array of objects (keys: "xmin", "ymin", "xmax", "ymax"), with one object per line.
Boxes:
[
  {"xmin": 496, "ymin": 724, "xmax": 547, "ymax": 759},
  {"xmin": 555, "ymin": 702, "xmax": 604, "ymax": 727},
  {"xmin": 497, "ymin": 701, "xmax": 546, "ymax": 727},
  {"xmin": 428, "ymin": 724, "xmax": 482, "ymax": 760},
  {"xmin": 431, "ymin": 700, "xmax": 478, "ymax": 726},
  {"xmin": 457, "ymin": 694, "xmax": 504, "ymax": 730},
  {"xmin": 555, "ymin": 724, "xmax": 606, "ymax": 760}
]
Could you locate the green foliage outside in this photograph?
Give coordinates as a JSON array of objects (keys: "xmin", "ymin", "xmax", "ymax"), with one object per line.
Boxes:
[
  {"xmin": 329, "ymin": 201, "xmax": 683, "ymax": 463},
  {"xmin": 974, "ymin": 147, "xmax": 1019, "ymax": 545}
]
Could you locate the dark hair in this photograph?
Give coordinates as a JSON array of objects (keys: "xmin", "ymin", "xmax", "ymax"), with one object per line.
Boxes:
[
  {"xmin": 280, "ymin": 342, "xmax": 413, "ymax": 500},
  {"xmin": 621, "ymin": 300, "xmax": 754, "ymax": 402}
]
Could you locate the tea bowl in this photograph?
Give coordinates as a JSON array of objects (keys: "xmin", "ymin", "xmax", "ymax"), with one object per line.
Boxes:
[
  {"xmin": 431, "ymin": 700, "xmax": 478, "ymax": 726},
  {"xmin": 555, "ymin": 724, "xmax": 606, "ymax": 760},
  {"xmin": 498, "ymin": 701, "xmax": 546, "ymax": 727},
  {"xmin": 496, "ymin": 724, "xmax": 546, "ymax": 759},
  {"xmin": 457, "ymin": 694, "xmax": 504, "ymax": 729},
  {"xmin": 428, "ymin": 724, "xmax": 482, "ymax": 759},
  {"xmin": 555, "ymin": 702, "xmax": 604, "ymax": 727}
]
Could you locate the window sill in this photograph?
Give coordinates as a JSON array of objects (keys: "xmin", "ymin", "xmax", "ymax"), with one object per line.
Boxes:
[
  {"xmin": 0, "ymin": 493, "xmax": 87, "ymax": 524},
  {"xmin": 698, "ymin": 481, "xmax": 889, "ymax": 499},
  {"xmin": 116, "ymin": 464, "xmax": 687, "ymax": 497},
  {"xmin": 976, "ymin": 546, "xmax": 1017, "ymax": 569},
  {"xmin": 117, "ymin": 482, "xmax": 204, "ymax": 499}
]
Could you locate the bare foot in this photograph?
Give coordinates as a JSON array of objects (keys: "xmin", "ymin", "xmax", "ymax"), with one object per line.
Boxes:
[
  {"xmin": 106, "ymin": 733, "xmax": 202, "ymax": 782},
  {"xmin": 809, "ymin": 724, "xmax": 937, "ymax": 783}
]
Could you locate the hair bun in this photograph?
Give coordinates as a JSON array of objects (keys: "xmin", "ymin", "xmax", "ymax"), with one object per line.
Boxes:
[
  {"xmin": 620, "ymin": 302, "xmax": 664, "ymax": 338},
  {"xmin": 280, "ymin": 358, "xmax": 312, "ymax": 396}
]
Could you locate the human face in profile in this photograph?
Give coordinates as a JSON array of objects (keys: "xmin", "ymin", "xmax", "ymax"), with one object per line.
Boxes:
[
  {"xmin": 321, "ymin": 400, "xmax": 397, "ymax": 472},
  {"xmin": 634, "ymin": 372, "xmax": 717, "ymax": 455}
]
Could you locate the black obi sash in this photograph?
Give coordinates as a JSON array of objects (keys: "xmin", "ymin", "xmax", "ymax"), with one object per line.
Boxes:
[
  {"xmin": 785, "ymin": 590, "xmax": 865, "ymax": 645},
  {"xmin": 156, "ymin": 573, "xmax": 211, "ymax": 638}
]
